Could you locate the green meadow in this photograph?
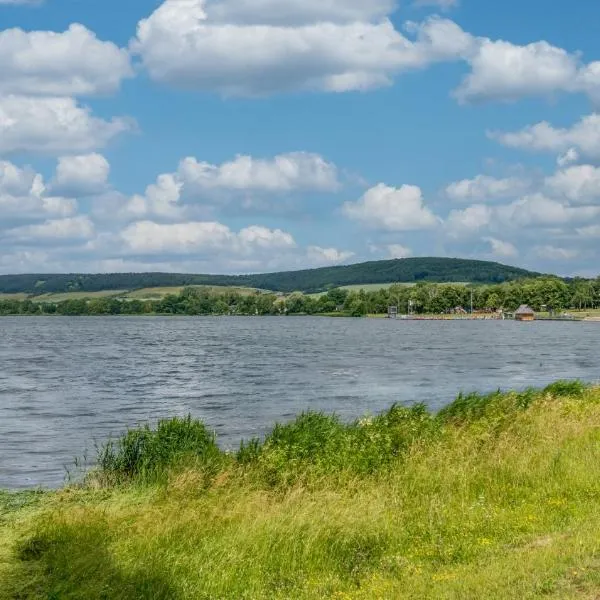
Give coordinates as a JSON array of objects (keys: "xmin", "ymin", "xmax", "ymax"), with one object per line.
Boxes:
[{"xmin": 3, "ymin": 381, "xmax": 600, "ymax": 598}]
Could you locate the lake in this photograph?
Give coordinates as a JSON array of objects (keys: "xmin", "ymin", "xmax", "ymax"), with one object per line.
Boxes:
[{"xmin": 1, "ymin": 316, "xmax": 598, "ymax": 489}]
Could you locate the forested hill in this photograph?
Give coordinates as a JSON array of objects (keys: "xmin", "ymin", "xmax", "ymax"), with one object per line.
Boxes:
[{"xmin": 0, "ymin": 258, "xmax": 540, "ymax": 295}]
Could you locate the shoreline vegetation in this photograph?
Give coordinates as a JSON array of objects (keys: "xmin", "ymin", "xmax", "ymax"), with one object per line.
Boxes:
[
  {"xmin": 1, "ymin": 277, "xmax": 600, "ymax": 320},
  {"xmin": 4, "ymin": 381, "xmax": 600, "ymax": 598}
]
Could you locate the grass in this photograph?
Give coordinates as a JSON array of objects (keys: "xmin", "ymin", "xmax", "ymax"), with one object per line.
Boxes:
[
  {"xmin": 123, "ymin": 286, "xmax": 270, "ymax": 300},
  {"xmin": 4, "ymin": 381, "xmax": 600, "ymax": 598},
  {"xmin": 12, "ymin": 286, "xmax": 273, "ymax": 303},
  {"xmin": 31, "ymin": 290, "xmax": 128, "ymax": 302}
]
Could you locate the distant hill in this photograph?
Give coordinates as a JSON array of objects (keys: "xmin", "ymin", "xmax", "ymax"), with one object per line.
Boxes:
[{"xmin": 0, "ymin": 258, "xmax": 541, "ymax": 296}]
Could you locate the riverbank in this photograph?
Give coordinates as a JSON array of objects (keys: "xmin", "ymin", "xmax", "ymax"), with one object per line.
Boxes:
[{"xmin": 3, "ymin": 381, "xmax": 600, "ymax": 599}]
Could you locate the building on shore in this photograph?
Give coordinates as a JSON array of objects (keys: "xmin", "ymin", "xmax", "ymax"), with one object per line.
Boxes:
[{"xmin": 515, "ymin": 305, "xmax": 535, "ymax": 321}]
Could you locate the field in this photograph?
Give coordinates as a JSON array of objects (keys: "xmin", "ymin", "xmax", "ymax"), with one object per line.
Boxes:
[
  {"xmin": 3, "ymin": 382, "xmax": 600, "ymax": 599},
  {"xmin": 307, "ymin": 282, "xmax": 412, "ymax": 298},
  {"xmin": 123, "ymin": 286, "xmax": 268, "ymax": 300},
  {"xmin": 18, "ymin": 286, "xmax": 272, "ymax": 303},
  {"xmin": 0, "ymin": 293, "xmax": 27, "ymax": 301},
  {"xmin": 339, "ymin": 282, "xmax": 415, "ymax": 293},
  {"xmin": 31, "ymin": 290, "xmax": 128, "ymax": 302}
]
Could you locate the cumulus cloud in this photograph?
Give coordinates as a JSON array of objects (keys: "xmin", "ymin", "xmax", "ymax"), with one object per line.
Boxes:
[
  {"xmin": 120, "ymin": 220, "xmax": 295, "ymax": 255},
  {"xmin": 132, "ymin": 0, "xmax": 473, "ymax": 96},
  {"xmin": 0, "ymin": 159, "xmax": 77, "ymax": 220},
  {"xmin": 545, "ymin": 165, "xmax": 600, "ymax": 204},
  {"xmin": 456, "ymin": 39, "xmax": 581, "ymax": 103},
  {"xmin": 50, "ymin": 153, "xmax": 110, "ymax": 197},
  {"xmin": 497, "ymin": 194, "xmax": 600, "ymax": 227},
  {"xmin": 446, "ymin": 204, "xmax": 492, "ymax": 237},
  {"xmin": 306, "ymin": 245, "xmax": 354, "ymax": 265},
  {"xmin": 5, "ymin": 216, "xmax": 95, "ymax": 242},
  {"xmin": 343, "ymin": 183, "xmax": 439, "ymax": 231},
  {"xmin": 178, "ymin": 152, "xmax": 340, "ymax": 193},
  {"xmin": 0, "ymin": 96, "xmax": 132, "ymax": 155},
  {"xmin": 131, "ymin": 0, "xmax": 600, "ymax": 105},
  {"xmin": 535, "ymin": 245, "xmax": 579, "ymax": 261},
  {"xmin": 0, "ymin": 159, "xmax": 37, "ymax": 196},
  {"xmin": 445, "ymin": 174, "xmax": 531, "ymax": 202},
  {"xmin": 576, "ymin": 224, "xmax": 600, "ymax": 238},
  {"xmin": 0, "ymin": 24, "xmax": 132, "ymax": 96},
  {"xmin": 557, "ymin": 148, "xmax": 580, "ymax": 167},
  {"xmin": 123, "ymin": 174, "xmax": 184, "ymax": 220},
  {"xmin": 118, "ymin": 152, "xmax": 340, "ymax": 220},
  {"xmin": 386, "ymin": 244, "xmax": 413, "ymax": 259},
  {"xmin": 490, "ymin": 114, "xmax": 600, "ymax": 159},
  {"xmin": 484, "ymin": 237, "xmax": 518, "ymax": 259}
]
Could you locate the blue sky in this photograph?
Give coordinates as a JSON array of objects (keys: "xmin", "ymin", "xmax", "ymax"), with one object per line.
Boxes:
[{"xmin": 1, "ymin": 0, "xmax": 600, "ymax": 276}]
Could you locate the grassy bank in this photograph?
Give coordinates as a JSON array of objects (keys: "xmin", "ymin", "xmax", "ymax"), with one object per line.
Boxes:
[{"xmin": 3, "ymin": 382, "xmax": 600, "ymax": 599}]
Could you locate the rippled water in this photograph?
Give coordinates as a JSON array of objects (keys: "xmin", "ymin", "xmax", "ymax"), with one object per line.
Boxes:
[{"xmin": 1, "ymin": 316, "xmax": 598, "ymax": 489}]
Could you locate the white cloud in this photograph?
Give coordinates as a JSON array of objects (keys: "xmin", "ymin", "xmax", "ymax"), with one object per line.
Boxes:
[
  {"xmin": 132, "ymin": 1, "xmax": 472, "ymax": 96},
  {"xmin": 445, "ymin": 174, "xmax": 531, "ymax": 202},
  {"xmin": 120, "ymin": 220, "xmax": 296, "ymax": 255},
  {"xmin": 0, "ymin": 95, "xmax": 132, "ymax": 155},
  {"xmin": 306, "ymin": 245, "xmax": 354, "ymax": 265},
  {"xmin": 128, "ymin": 1, "xmax": 600, "ymax": 105},
  {"xmin": 51, "ymin": 153, "xmax": 110, "ymax": 197},
  {"xmin": 6, "ymin": 216, "xmax": 95, "ymax": 242},
  {"xmin": 484, "ymin": 237, "xmax": 518, "ymax": 259},
  {"xmin": 456, "ymin": 39, "xmax": 580, "ymax": 103},
  {"xmin": 535, "ymin": 245, "xmax": 579, "ymax": 261},
  {"xmin": 178, "ymin": 152, "xmax": 340, "ymax": 193},
  {"xmin": 343, "ymin": 183, "xmax": 439, "ymax": 231},
  {"xmin": 125, "ymin": 174, "xmax": 184, "ymax": 219},
  {"xmin": 557, "ymin": 147, "xmax": 580, "ymax": 167},
  {"xmin": 117, "ymin": 152, "xmax": 341, "ymax": 220},
  {"xmin": 490, "ymin": 114, "xmax": 600, "ymax": 159},
  {"xmin": 386, "ymin": 244, "xmax": 413, "ymax": 259},
  {"xmin": 237, "ymin": 225, "xmax": 296, "ymax": 249},
  {"xmin": 576, "ymin": 224, "xmax": 600, "ymax": 238},
  {"xmin": 0, "ymin": 159, "xmax": 77, "ymax": 220},
  {"xmin": 498, "ymin": 194, "xmax": 600, "ymax": 227},
  {"xmin": 0, "ymin": 24, "xmax": 132, "ymax": 97},
  {"xmin": 446, "ymin": 204, "xmax": 492, "ymax": 237},
  {"xmin": 545, "ymin": 165, "xmax": 600, "ymax": 204},
  {"xmin": 0, "ymin": 159, "xmax": 37, "ymax": 196}
]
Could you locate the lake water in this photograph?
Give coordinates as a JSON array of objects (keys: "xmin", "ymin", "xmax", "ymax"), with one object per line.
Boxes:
[{"xmin": 1, "ymin": 316, "xmax": 599, "ymax": 489}]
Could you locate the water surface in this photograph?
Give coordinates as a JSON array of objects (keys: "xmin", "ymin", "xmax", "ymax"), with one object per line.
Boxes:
[{"xmin": 1, "ymin": 316, "xmax": 598, "ymax": 489}]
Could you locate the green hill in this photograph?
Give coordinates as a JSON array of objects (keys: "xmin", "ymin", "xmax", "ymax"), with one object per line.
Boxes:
[{"xmin": 0, "ymin": 258, "xmax": 540, "ymax": 296}]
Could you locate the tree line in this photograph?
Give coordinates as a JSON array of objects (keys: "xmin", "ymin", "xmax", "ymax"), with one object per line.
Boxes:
[
  {"xmin": 0, "ymin": 277, "xmax": 598, "ymax": 317},
  {"xmin": 0, "ymin": 258, "xmax": 538, "ymax": 295}
]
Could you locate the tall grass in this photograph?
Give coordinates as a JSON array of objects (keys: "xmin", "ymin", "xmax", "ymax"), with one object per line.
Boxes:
[
  {"xmin": 3, "ymin": 381, "xmax": 600, "ymax": 599},
  {"xmin": 96, "ymin": 416, "xmax": 224, "ymax": 484}
]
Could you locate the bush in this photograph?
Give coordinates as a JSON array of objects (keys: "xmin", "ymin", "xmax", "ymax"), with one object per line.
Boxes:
[{"xmin": 97, "ymin": 416, "xmax": 223, "ymax": 483}]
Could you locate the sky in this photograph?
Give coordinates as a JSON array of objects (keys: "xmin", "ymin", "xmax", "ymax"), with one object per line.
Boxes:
[{"xmin": 1, "ymin": 0, "xmax": 600, "ymax": 276}]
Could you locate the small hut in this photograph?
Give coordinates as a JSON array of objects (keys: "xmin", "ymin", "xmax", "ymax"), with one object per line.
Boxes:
[{"xmin": 515, "ymin": 305, "xmax": 535, "ymax": 321}]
